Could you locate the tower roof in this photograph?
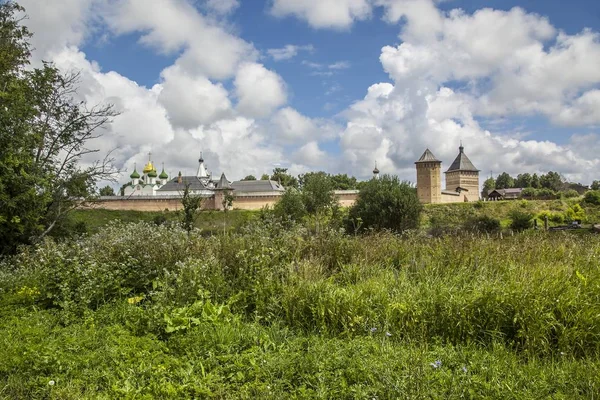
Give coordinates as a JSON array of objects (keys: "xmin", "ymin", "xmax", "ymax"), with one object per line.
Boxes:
[
  {"xmin": 415, "ymin": 148, "xmax": 441, "ymax": 163},
  {"xmin": 130, "ymin": 164, "xmax": 140, "ymax": 179},
  {"xmin": 446, "ymin": 145, "xmax": 479, "ymax": 172},
  {"xmin": 216, "ymin": 172, "xmax": 232, "ymax": 190},
  {"xmin": 373, "ymin": 161, "xmax": 379, "ymax": 174}
]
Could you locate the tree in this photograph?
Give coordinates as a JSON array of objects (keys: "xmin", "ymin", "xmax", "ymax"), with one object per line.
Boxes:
[
  {"xmin": 348, "ymin": 174, "xmax": 422, "ymax": 233},
  {"xmin": 243, "ymin": 175, "xmax": 256, "ymax": 181},
  {"xmin": 180, "ymin": 184, "xmax": 203, "ymax": 236},
  {"xmin": 0, "ymin": 3, "xmax": 117, "ymax": 254},
  {"xmin": 482, "ymin": 177, "xmax": 495, "ymax": 197},
  {"xmin": 273, "ymin": 188, "xmax": 306, "ymax": 222},
  {"xmin": 531, "ymin": 173, "xmax": 541, "ymax": 189},
  {"xmin": 515, "ymin": 173, "xmax": 533, "ymax": 188},
  {"xmin": 99, "ymin": 185, "xmax": 115, "ymax": 196},
  {"xmin": 271, "ymin": 168, "xmax": 298, "ymax": 188},
  {"xmin": 330, "ymin": 173, "xmax": 358, "ymax": 190},
  {"xmin": 495, "ymin": 172, "xmax": 514, "ymax": 189},
  {"xmin": 260, "ymin": 174, "xmax": 270, "ymax": 180},
  {"xmin": 301, "ymin": 172, "xmax": 337, "ymax": 233},
  {"xmin": 591, "ymin": 180, "xmax": 600, "ymax": 191},
  {"xmin": 540, "ymin": 171, "xmax": 564, "ymax": 192}
]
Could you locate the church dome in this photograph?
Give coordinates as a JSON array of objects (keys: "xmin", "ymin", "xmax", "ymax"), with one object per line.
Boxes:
[
  {"xmin": 130, "ymin": 168, "xmax": 140, "ymax": 179},
  {"xmin": 143, "ymin": 161, "xmax": 155, "ymax": 174},
  {"xmin": 147, "ymin": 169, "xmax": 158, "ymax": 178},
  {"xmin": 159, "ymin": 169, "xmax": 168, "ymax": 179}
]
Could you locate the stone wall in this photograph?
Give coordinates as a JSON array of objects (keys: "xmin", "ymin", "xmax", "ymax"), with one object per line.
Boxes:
[{"xmin": 91, "ymin": 190, "xmax": 359, "ymax": 212}]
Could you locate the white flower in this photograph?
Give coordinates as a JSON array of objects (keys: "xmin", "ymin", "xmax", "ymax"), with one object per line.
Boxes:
[{"xmin": 48, "ymin": 380, "xmax": 55, "ymax": 386}]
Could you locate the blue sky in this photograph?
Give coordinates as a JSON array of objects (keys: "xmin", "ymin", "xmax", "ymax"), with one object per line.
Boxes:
[{"xmin": 22, "ymin": 0, "xmax": 600, "ymax": 184}]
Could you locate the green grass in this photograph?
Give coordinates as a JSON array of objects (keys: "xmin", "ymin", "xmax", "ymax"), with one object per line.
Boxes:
[
  {"xmin": 67, "ymin": 208, "xmax": 259, "ymax": 235},
  {"xmin": 2, "ymin": 219, "xmax": 600, "ymax": 398}
]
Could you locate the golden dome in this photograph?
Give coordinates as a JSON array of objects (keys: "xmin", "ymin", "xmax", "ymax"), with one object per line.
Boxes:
[{"xmin": 143, "ymin": 161, "xmax": 155, "ymax": 174}]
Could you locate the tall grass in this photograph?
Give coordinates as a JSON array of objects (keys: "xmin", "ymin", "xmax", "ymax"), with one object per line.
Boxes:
[{"xmin": 1, "ymin": 220, "xmax": 600, "ymax": 397}]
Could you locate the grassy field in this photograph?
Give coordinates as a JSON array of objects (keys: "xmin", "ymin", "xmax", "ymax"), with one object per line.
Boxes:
[{"xmin": 1, "ymin": 218, "xmax": 600, "ymax": 398}]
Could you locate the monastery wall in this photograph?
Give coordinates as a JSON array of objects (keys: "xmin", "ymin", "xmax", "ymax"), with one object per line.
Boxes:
[{"xmin": 90, "ymin": 190, "xmax": 359, "ymax": 212}]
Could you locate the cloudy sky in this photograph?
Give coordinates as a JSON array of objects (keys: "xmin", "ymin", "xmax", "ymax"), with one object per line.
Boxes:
[{"xmin": 21, "ymin": 0, "xmax": 600, "ymax": 186}]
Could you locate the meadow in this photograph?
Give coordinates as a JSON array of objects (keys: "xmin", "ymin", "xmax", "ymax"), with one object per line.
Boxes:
[{"xmin": 1, "ymin": 208, "xmax": 600, "ymax": 398}]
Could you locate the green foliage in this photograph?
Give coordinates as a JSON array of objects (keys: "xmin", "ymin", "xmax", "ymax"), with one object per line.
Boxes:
[
  {"xmin": 482, "ymin": 177, "xmax": 495, "ymax": 197},
  {"xmin": 349, "ymin": 174, "xmax": 421, "ymax": 233},
  {"xmin": 540, "ymin": 171, "xmax": 565, "ymax": 192},
  {"xmin": 273, "ymin": 188, "xmax": 306, "ymax": 222},
  {"xmin": 260, "ymin": 173, "xmax": 270, "ymax": 180},
  {"xmin": 98, "ymin": 185, "xmax": 115, "ymax": 196},
  {"xmin": 583, "ymin": 190, "xmax": 600, "ymax": 206},
  {"xmin": 2, "ymin": 220, "xmax": 600, "ymax": 396},
  {"xmin": 509, "ymin": 210, "xmax": 534, "ymax": 231},
  {"xmin": 0, "ymin": 4, "xmax": 117, "ymax": 255},
  {"xmin": 495, "ymin": 172, "xmax": 515, "ymax": 189},
  {"xmin": 180, "ymin": 184, "xmax": 203, "ymax": 234},
  {"xmin": 591, "ymin": 180, "xmax": 600, "ymax": 191},
  {"xmin": 243, "ymin": 175, "xmax": 256, "ymax": 180},
  {"xmin": 515, "ymin": 173, "xmax": 533, "ymax": 188},
  {"xmin": 463, "ymin": 215, "xmax": 501, "ymax": 233},
  {"xmin": 270, "ymin": 167, "xmax": 298, "ymax": 188},
  {"xmin": 564, "ymin": 204, "xmax": 586, "ymax": 223},
  {"xmin": 301, "ymin": 172, "xmax": 336, "ymax": 215},
  {"xmin": 563, "ymin": 189, "xmax": 580, "ymax": 199}
]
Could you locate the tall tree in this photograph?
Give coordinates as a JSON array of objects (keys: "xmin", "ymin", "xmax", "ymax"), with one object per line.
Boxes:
[
  {"xmin": 0, "ymin": 2, "xmax": 117, "ymax": 254},
  {"xmin": 495, "ymin": 172, "xmax": 515, "ymax": 189},
  {"xmin": 482, "ymin": 177, "xmax": 495, "ymax": 197},
  {"xmin": 243, "ymin": 175, "xmax": 256, "ymax": 181},
  {"xmin": 515, "ymin": 173, "xmax": 533, "ymax": 188},
  {"xmin": 301, "ymin": 172, "xmax": 337, "ymax": 234},
  {"xmin": 590, "ymin": 180, "xmax": 600, "ymax": 191},
  {"xmin": 531, "ymin": 173, "xmax": 541, "ymax": 189},
  {"xmin": 540, "ymin": 171, "xmax": 564, "ymax": 192},
  {"xmin": 271, "ymin": 167, "xmax": 298, "ymax": 188},
  {"xmin": 99, "ymin": 185, "xmax": 115, "ymax": 196}
]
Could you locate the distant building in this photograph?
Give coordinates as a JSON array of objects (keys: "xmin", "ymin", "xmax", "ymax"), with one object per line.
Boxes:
[
  {"xmin": 487, "ymin": 188, "xmax": 523, "ymax": 201},
  {"xmin": 415, "ymin": 145, "xmax": 480, "ymax": 204}
]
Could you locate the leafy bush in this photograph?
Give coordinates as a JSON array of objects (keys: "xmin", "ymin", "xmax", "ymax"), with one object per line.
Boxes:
[
  {"xmin": 563, "ymin": 189, "xmax": 580, "ymax": 198},
  {"xmin": 348, "ymin": 174, "xmax": 421, "ymax": 233},
  {"xmin": 583, "ymin": 190, "xmax": 600, "ymax": 206},
  {"xmin": 273, "ymin": 188, "xmax": 306, "ymax": 222},
  {"xmin": 463, "ymin": 215, "xmax": 501, "ymax": 233},
  {"xmin": 564, "ymin": 204, "xmax": 586, "ymax": 223},
  {"xmin": 509, "ymin": 210, "xmax": 534, "ymax": 231}
]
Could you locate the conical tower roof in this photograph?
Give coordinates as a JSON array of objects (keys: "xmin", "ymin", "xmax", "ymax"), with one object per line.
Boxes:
[
  {"xmin": 215, "ymin": 172, "xmax": 232, "ymax": 190},
  {"xmin": 446, "ymin": 145, "xmax": 479, "ymax": 172},
  {"xmin": 415, "ymin": 148, "xmax": 441, "ymax": 163}
]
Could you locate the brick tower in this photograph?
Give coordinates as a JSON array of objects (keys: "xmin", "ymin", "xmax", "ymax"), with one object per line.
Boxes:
[
  {"xmin": 415, "ymin": 148, "xmax": 442, "ymax": 204},
  {"xmin": 444, "ymin": 144, "xmax": 480, "ymax": 202}
]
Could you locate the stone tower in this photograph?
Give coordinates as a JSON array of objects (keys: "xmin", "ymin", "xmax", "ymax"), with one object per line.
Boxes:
[
  {"xmin": 444, "ymin": 144, "xmax": 480, "ymax": 202},
  {"xmin": 415, "ymin": 149, "xmax": 442, "ymax": 204}
]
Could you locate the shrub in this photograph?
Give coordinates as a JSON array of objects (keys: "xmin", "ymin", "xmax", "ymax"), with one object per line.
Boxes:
[
  {"xmin": 563, "ymin": 189, "xmax": 580, "ymax": 199},
  {"xmin": 564, "ymin": 204, "xmax": 586, "ymax": 223},
  {"xmin": 583, "ymin": 190, "xmax": 600, "ymax": 206},
  {"xmin": 348, "ymin": 175, "xmax": 422, "ymax": 233},
  {"xmin": 274, "ymin": 188, "xmax": 306, "ymax": 222},
  {"xmin": 509, "ymin": 210, "xmax": 534, "ymax": 231},
  {"xmin": 463, "ymin": 215, "xmax": 501, "ymax": 233},
  {"xmin": 521, "ymin": 187, "xmax": 536, "ymax": 198}
]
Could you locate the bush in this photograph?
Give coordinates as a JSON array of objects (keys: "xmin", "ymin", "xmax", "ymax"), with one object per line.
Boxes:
[
  {"xmin": 521, "ymin": 187, "xmax": 536, "ymax": 198},
  {"xmin": 563, "ymin": 189, "xmax": 580, "ymax": 199},
  {"xmin": 509, "ymin": 210, "xmax": 534, "ymax": 231},
  {"xmin": 274, "ymin": 188, "xmax": 306, "ymax": 222},
  {"xmin": 463, "ymin": 215, "xmax": 501, "ymax": 233},
  {"xmin": 348, "ymin": 175, "xmax": 422, "ymax": 233},
  {"xmin": 564, "ymin": 204, "xmax": 586, "ymax": 223},
  {"xmin": 583, "ymin": 190, "xmax": 600, "ymax": 206}
]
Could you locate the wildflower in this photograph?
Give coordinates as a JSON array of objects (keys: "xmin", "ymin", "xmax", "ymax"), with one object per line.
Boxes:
[
  {"xmin": 48, "ymin": 380, "xmax": 55, "ymax": 386},
  {"xmin": 430, "ymin": 360, "xmax": 442, "ymax": 369},
  {"xmin": 560, "ymin": 352, "xmax": 566, "ymax": 356},
  {"xmin": 462, "ymin": 366, "xmax": 467, "ymax": 373},
  {"xmin": 370, "ymin": 327, "xmax": 377, "ymax": 333},
  {"xmin": 385, "ymin": 331, "xmax": 392, "ymax": 337}
]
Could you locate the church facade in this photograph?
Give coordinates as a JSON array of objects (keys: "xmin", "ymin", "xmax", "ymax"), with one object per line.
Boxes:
[{"xmin": 415, "ymin": 145, "xmax": 480, "ymax": 204}]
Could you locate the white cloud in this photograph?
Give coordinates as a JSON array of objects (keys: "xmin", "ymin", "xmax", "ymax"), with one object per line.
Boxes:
[
  {"xmin": 328, "ymin": 61, "xmax": 351, "ymax": 70},
  {"xmin": 270, "ymin": 107, "xmax": 341, "ymax": 144},
  {"xmin": 158, "ymin": 65, "xmax": 232, "ymax": 129},
  {"xmin": 292, "ymin": 141, "xmax": 327, "ymax": 167},
  {"xmin": 268, "ymin": 44, "xmax": 314, "ymax": 61},
  {"xmin": 270, "ymin": 0, "xmax": 372, "ymax": 29},
  {"xmin": 19, "ymin": 0, "xmax": 96, "ymax": 62},
  {"xmin": 100, "ymin": 0, "xmax": 257, "ymax": 80},
  {"xmin": 234, "ymin": 62, "xmax": 287, "ymax": 118}
]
